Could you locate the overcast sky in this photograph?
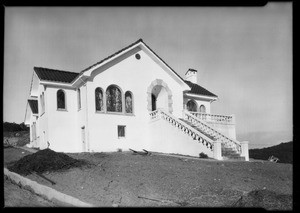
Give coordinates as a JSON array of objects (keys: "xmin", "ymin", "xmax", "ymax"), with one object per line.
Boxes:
[{"xmin": 4, "ymin": 4, "xmax": 292, "ymax": 147}]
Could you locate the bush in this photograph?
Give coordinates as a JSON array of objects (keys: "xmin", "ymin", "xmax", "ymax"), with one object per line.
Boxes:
[{"xmin": 199, "ymin": 152, "xmax": 208, "ymax": 158}]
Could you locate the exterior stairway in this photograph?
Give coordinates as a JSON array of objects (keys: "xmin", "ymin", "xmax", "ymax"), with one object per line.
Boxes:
[
  {"xmin": 181, "ymin": 111, "xmax": 245, "ymax": 160},
  {"xmin": 149, "ymin": 109, "xmax": 246, "ymax": 160}
]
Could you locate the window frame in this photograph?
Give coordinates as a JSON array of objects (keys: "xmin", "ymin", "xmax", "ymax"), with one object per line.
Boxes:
[
  {"xmin": 77, "ymin": 88, "xmax": 81, "ymax": 111},
  {"xmin": 186, "ymin": 99, "xmax": 198, "ymax": 112},
  {"xmin": 106, "ymin": 85, "xmax": 123, "ymax": 113},
  {"xmin": 117, "ymin": 125, "xmax": 126, "ymax": 139},
  {"xmin": 95, "ymin": 87, "xmax": 105, "ymax": 112},
  {"xmin": 57, "ymin": 89, "xmax": 67, "ymax": 111},
  {"xmin": 199, "ymin": 104, "xmax": 206, "ymax": 113},
  {"xmin": 125, "ymin": 91, "xmax": 134, "ymax": 114}
]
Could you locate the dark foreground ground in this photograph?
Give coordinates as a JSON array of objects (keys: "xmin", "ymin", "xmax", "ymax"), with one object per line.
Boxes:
[{"xmin": 3, "ymin": 147, "xmax": 293, "ymax": 209}]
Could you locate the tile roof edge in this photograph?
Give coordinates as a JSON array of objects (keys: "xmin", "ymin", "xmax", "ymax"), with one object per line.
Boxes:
[
  {"xmin": 184, "ymin": 80, "xmax": 218, "ymax": 97},
  {"xmin": 139, "ymin": 40, "xmax": 187, "ymax": 84},
  {"xmin": 34, "ymin": 66, "xmax": 79, "ymax": 75}
]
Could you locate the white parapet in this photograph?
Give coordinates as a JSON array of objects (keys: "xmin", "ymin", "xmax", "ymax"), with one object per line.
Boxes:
[
  {"xmin": 213, "ymin": 141, "xmax": 223, "ymax": 160},
  {"xmin": 240, "ymin": 141, "xmax": 249, "ymax": 161}
]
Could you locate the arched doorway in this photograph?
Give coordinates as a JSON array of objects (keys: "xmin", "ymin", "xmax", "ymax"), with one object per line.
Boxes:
[
  {"xmin": 186, "ymin": 99, "xmax": 198, "ymax": 112},
  {"xmin": 147, "ymin": 79, "xmax": 173, "ymax": 113}
]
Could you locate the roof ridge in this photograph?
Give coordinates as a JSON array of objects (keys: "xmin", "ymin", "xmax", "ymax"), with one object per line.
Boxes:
[{"xmin": 79, "ymin": 38, "xmax": 144, "ymax": 74}]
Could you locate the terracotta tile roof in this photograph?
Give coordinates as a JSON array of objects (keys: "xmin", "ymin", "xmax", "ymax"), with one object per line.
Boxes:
[
  {"xmin": 34, "ymin": 67, "xmax": 79, "ymax": 83},
  {"xmin": 28, "ymin": 99, "xmax": 38, "ymax": 114},
  {"xmin": 184, "ymin": 80, "xmax": 218, "ymax": 97}
]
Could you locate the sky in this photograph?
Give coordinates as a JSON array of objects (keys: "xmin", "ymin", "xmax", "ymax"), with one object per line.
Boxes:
[{"xmin": 3, "ymin": 4, "xmax": 293, "ymax": 148}]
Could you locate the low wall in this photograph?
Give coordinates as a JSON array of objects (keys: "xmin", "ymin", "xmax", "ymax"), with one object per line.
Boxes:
[{"xmin": 4, "ymin": 168, "xmax": 94, "ymax": 207}]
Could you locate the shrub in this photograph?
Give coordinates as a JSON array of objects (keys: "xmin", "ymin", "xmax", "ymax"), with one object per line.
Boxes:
[{"xmin": 199, "ymin": 152, "xmax": 208, "ymax": 158}]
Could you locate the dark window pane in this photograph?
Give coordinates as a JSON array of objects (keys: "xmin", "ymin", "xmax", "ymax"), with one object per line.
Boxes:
[
  {"xmin": 118, "ymin": 126, "xmax": 125, "ymax": 137},
  {"xmin": 95, "ymin": 88, "xmax": 103, "ymax": 111},
  {"xmin": 57, "ymin": 90, "xmax": 65, "ymax": 109},
  {"xmin": 200, "ymin": 105, "xmax": 206, "ymax": 113},
  {"xmin": 125, "ymin": 91, "xmax": 133, "ymax": 113},
  {"xmin": 106, "ymin": 86, "xmax": 122, "ymax": 112},
  {"xmin": 187, "ymin": 100, "xmax": 197, "ymax": 112}
]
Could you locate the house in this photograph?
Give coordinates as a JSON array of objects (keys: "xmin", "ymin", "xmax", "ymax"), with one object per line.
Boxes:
[{"xmin": 24, "ymin": 39, "xmax": 249, "ymax": 161}]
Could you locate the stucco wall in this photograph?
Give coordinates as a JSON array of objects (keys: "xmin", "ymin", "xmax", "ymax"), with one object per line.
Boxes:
[
  {"xmin": 207, "ymin": 123, "xmax": 237, "ymax": 140},
  {"xmin": 85, "ymin": 49, "xmax": 185, "ymax": 152},
  {"xmin": 46, "ymin": 86, "xmax": 81, "ymax": 152},
  {"xmin": 183, "ymin": 96, "xmax": 212, "ymax": 114},
  {"xmin": 149, "ymin": 118, "xmax": 214, "ymax": 158},
  {"xmin": 36, "ymin": 84, "xmax": 48, "ymax": 149}
]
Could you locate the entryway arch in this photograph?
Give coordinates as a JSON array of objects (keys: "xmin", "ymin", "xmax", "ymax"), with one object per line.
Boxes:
[{"xmin": 147, "ymin": 79, "xmax": 173, "ymax": 113}]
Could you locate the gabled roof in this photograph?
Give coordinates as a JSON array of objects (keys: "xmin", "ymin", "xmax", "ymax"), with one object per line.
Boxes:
[
  {"xmin": 184, "ymin": 80, "xmax": 218, "ymax": 98},
  {"xmin": 28, "ymin": 99, "xmax": 39, "ymax": 114},
  {"xmin": 34, "ymin": 67, "xmax": 79, "ymax": 83},
  {"xmin": 79, "ymin": 39, "xmax": 143, "ymax": 74},
  {"xmin": 75, "ymin": 39, "xmax": 187, "ymax": 84}
]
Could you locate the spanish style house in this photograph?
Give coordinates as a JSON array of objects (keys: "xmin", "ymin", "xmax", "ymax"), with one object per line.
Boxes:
[{"xmin": 25, "ymin": 39, "xmax": 249, "ymax": 161}]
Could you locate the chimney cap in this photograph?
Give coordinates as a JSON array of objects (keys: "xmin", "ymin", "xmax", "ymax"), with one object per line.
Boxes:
[{"xmin": 185, "ymin": 68, "xmax": 197, "ymax": 75}]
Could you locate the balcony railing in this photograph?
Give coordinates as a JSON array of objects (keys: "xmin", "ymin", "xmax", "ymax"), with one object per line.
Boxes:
[{"xmin": 189, "ymin": 112, "xmax": 235, "ymax": 125}]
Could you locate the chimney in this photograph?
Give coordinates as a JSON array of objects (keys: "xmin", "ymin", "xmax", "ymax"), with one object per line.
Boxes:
[{"xmin": 185, "ymin": 68, "xmax": 197, "ymax": 84}]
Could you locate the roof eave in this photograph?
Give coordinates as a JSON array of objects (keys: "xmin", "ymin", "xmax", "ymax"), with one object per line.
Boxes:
[
  {"xmin": 184, "ymin": 92, "xmax": 218, "ymax": 101},
  {"xmin": 40, "ymin": 80, "xmax": 75, "ymax": 88}
]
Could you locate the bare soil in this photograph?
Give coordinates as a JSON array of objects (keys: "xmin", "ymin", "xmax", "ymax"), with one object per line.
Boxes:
[
  {"xmin": 4, "ymin": 147, "xmax": 293, "ymax": 209},
  {"xmin": 4, "ymin": 177, "xmax": 56, "ymax": 207}
]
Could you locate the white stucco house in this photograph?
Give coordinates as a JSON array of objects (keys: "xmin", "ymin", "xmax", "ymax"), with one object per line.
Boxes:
[{"xmin": 25, "ymin": 39, "xmax": 249, "ymax": 161}]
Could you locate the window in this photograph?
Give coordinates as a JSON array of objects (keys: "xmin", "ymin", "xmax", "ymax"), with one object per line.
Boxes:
[
  {"xmin": 118, "ymin": 125, "xmax": 126, "ymax": 138},
  {"xmin": 57, "ymin": 89, "xmax": 66, "ymax": 110},
  {"xmin": 40, "ymin": 92, "xmax": 45, "ymax": 114},
  {"xmin": 200, "ymin": 105, "xmax": 206, "ymax": 113},
  {"xmin": 187, "ymin": 99, "xmax": 197, "ymax": 112},
  {"xmin": 95, "ymin": 87, "xmax": 104, "ymax": 111},
  {"xmin": 125, "ymin": 91, "xmax": 133, "ymax": 114},
  {"xmin": 106, "ymin": 85, "xmax": 122, "ymax": 112},
  {"xmin": 77, "ymin": 89, "xmax": 81, "ymax": 110}
]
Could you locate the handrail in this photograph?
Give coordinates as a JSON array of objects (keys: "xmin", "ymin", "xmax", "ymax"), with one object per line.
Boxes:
[
  {"xmin": 189, "ymin": 112, "xmax": 234, "ymax": 124},
  {"xmin": 183, "ymin": 110, "xmax": 241, "ymax": 153},
  {"xmin": 149, "ymin": 109, "xmax": 214, "ymax": 151}
]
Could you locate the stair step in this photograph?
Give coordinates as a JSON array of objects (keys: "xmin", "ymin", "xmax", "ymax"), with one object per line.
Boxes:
[{"xmin": 223, "ymin": 156, "xmax": 245, "ymax": 161}]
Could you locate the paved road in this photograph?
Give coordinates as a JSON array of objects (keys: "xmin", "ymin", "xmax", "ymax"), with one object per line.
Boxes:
[{"xmin": 4, "ymin": 178, "xmax": 56, "ymax": 207}]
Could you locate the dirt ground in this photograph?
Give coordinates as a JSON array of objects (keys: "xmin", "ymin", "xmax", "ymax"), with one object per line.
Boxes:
[
  {"xmin": 4, "ymin": 177, "xmax": 56, "ymax": 207},
  {"xmin": 4, "ymin": 147, "xmax": 293, "ymax": 208}
]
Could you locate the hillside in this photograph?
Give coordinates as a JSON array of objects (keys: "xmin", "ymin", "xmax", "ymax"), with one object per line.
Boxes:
[{"xmin": 249, "ymin": 141, "xmax": 293, "ymax": 164}]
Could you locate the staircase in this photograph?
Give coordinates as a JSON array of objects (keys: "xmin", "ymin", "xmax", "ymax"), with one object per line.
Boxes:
[
  {"xmin": 182, "ymin": 110, "xmax": 244, "ymax": 160},
  {"xmin": 150, "ymin": 109, "xmax": 246, "ymax": 161}
]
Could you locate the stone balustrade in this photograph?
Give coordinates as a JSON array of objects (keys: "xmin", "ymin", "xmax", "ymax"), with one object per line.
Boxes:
[
  {"xmin": 149, "ymin": 109, "xmax": 214, "ymax": 151},
  {"xmin": 189, "ymin": 112, "xmax": 235, "ymax": 125},
  {"xmin": 183, "ymin": 110, "xmax": 241, "ymax": 153}
]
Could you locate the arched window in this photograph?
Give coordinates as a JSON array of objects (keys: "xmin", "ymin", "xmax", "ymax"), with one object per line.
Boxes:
[
  {"xmin": 187, "ymin": 99, "xmax": 197, "ymax": 112},
  {"xmin": 125, "ymin": 91, "xmax": 133, "ymax": 114},
  {"xmin": 106, "ymin": 85, "xmax": 122, "ymax": 112},
  {"xmin": 77, "ymin": 89, "xmax": 81, "ymax": 110},
  {"xmin": 200, "ymin": 105, "xmax": 206, "ymax": 113},
  {"xmin": 95, "ymin": 87, "xmax": 104, "ymax": 111},
  {"xmin": 57, "ymin": 89, "xmax": 66, "ymax": 110}
]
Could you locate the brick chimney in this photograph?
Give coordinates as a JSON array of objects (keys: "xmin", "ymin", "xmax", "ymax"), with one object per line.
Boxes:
[{"xmin": 185, "ymin": 68, "xmax": 197, "ymax": 84}]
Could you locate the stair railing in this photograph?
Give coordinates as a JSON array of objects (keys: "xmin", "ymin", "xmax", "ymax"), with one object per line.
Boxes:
[
  {"xmin": 183, "ymin": 110, "xmax": 241, "ymax": 153},
  {"xmin": 149, "ymin": 109, "xmax": 214, "ymax": 151},
  {"xmin": 189, "ymin": 112, "xmax": 235, "ymax": 125}
]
